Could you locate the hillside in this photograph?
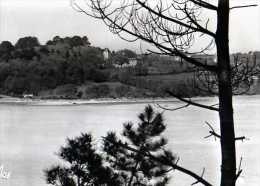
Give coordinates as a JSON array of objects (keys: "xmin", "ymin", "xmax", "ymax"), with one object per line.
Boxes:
[{"xmin": 0, "ymin": 35, "xmax": 259, "ymax": 99}]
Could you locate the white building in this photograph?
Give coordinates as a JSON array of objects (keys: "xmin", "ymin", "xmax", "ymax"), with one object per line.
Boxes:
[{"xmin": 103, "ymin": 48, "xmax": 110, "ymax": 61}]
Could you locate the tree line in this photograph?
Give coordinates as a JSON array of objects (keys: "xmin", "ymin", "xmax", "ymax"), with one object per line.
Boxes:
[
  {"xmin": 0, "ymin": 36, "xmax": 137, "ymax": 96},
  {"xmin": 0, "ymin": 35, "xmax": 199, "ymax": 98}
]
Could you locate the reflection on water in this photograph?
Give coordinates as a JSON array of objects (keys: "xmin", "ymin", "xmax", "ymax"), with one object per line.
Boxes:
[{"xmin": 0, "ymin": 95, "xmax": 259, "ymax": 186}]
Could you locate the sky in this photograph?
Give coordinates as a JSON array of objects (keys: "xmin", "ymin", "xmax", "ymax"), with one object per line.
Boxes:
[{"xmin": 0, "ymin": 0, "xmax": 259, "ymax": 53}]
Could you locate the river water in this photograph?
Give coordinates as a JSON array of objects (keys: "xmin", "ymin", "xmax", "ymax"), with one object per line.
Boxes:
[{"xmin": 0, "ymin": 95, "xmax": 259, "ymax": 186}]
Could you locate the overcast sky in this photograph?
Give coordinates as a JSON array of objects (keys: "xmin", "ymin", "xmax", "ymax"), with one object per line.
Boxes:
[{"xmin": 0, "ymin": 0, "xmax": 259, "ymax": 53}]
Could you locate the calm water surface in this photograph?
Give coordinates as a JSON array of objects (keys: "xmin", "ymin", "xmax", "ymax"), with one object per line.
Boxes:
[{"xmin": 0, "ymin": 96, "xmax": 259, "ymax": 186}]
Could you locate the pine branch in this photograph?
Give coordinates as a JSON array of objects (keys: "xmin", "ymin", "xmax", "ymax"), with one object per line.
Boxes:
[{"xmin": 103, "ymin": 137, "xmax": 213, "ymax": 186}]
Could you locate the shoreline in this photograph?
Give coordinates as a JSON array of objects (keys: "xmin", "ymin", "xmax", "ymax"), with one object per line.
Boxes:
[
  {"xmin": 0, "ymin": 94, "xmax": 258, "ymax": 106},
  {"xmin": 0, "ymin": 97, "xmax": 191, "ymax": 106}
]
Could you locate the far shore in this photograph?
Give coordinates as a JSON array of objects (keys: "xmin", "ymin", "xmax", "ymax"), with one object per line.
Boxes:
[
  {"xmin": 0, "ymin": 94, "xmax": 220, "ymax": 106},
  {"xmin": 0, "ymin": 94, "xmax": 259, "ymax": 106}
]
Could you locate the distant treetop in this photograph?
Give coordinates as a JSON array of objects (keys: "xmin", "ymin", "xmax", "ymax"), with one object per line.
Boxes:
[
  {"xmin": 15, "ymin": 36, "xmax": 40, "ymax": 49},
  {"xmin": 46, "ymin": 35, "xmax": 91, "ymax": 47},
  {"xmin": 0, "ymin": 41, "xmax": 14, "ymax": 53},
  {"xmin": 116, "ymin": 49, "xmax": 137, "ymax": 58}
]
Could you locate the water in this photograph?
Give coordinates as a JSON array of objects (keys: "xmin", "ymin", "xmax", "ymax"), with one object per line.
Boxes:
[{"xmin": 0, "ymin": 95, "xmax": 259, "ymax": 186}]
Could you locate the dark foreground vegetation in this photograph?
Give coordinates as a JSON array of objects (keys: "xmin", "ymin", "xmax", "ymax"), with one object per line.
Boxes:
[{"xmin": 45, "ymin": 105, "xmax": 174, "ymax": 186}]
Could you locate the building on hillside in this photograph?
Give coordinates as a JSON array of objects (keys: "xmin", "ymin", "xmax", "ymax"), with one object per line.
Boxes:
[
  {"xmin": 103, "ymin": 48, "xmax": 110, "ymax": 61},
  {"xmin": 113, "ymin": 57, "xmax": 138, "ymax": 68},
  {"xmin": 128, "ymin": 58, "xmax": 138, "ymax": 66},
  {"xmin": 23, "ymin": 94, "xmax": 34, "ymax": 98}
]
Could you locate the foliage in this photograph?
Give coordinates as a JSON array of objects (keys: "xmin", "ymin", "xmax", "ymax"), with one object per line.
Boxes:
[
  {"xmin": 44, "ymin": 133, "xmax": 122, "ymax": 186},
  {"xmin": 45, "ymin": 105, "xmax": 173, "ymax": 186},
  {"xmin": 0, "ymin": 35, "xmax": 221, "ymax": 98},
  {"xmin": 112, "ymin": 53, "xmax": 129, "ymax": 66},
  {"xmin": 12, "ymin": 48, "xmax": 39, "ymax": 60},
  {"xmin": 0, "ymin": 36, "xmax": 110, "ymax": 95},
  {"xmin": 119, "ymin": 49, "xmax": 137, "ymax": 58},
  {"xmin": 0, "ymin": 41, "xmax": 14, "ymax": 61},
  {"xmin": 46, "ymin": 35, "xmax": 91, "ymax": 47},
  {"xmin": 134, "ymin": 63, "xmax": 149, "ymax": 76},
  {"xmin": 15, "ymin": 36, "xmax": 40, "ymax": 49},
  {"xmin": 111, "ymin": 49, "xmax": 137, "ymax": 66},
  {"xmin": 103, "ymin": 105, "xmax": 172, "ymax": 185},
  {"xmin": 88, "ymin": 69, "xmax": 110, "ymax": 83},
  {"xmin": 0, "ymin": 41, "xmax": 14, "ymax": 53},
  {"xmin": 117, "ymin": 68, "xmax": 135, "ymax": 84}
]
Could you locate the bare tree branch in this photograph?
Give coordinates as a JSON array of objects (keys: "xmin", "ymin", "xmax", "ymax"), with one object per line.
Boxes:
[
  {"xmin": 189, "ymin": 0, "xmax": 218, "ymax": 11},
  {"xmin": 235, "ymin": 157, "xmax": 243, "ymax": 181},
  {"xmin": 194, "ymin": 53, "xmax": 260, "ymax": 96},
  {"xmin": 166, "ymin": 90, "xmax": 219, "ymax": 111},
  {"xmin": 191, "ymin": 168, "xmax": 206, "ymax": 185},
  {"xmin": 204, "ymin": 121, "xmax": 249, "ymax": 142},
  {"xmin": 235, "ymin": 136, "xmax": 249, "ymax": 142},
  {"xmin": 136, "ymin": 0, "xmax": 216, "ymax": 37},
  {"xmin": 230, "ymin": 4, "xmax": 258, "ymax": 10},
  {"xmin": 204, "ymin": 121, "xmax": 221, "ymax": 140},
  {"xmin": 155, "ymin": 102, "xmax": 190, "ymax": 111}
]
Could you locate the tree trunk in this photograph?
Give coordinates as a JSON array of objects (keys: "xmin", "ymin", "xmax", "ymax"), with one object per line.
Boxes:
[{"xmin": 216, "ymin": 0, "xmax": 236, "ymax": 186}]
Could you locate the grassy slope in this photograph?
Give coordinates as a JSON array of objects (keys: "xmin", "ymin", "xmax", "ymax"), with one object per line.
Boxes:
[{"xmin": 38, "ymin": 81, "xmax": 156, "ymax": 99}]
